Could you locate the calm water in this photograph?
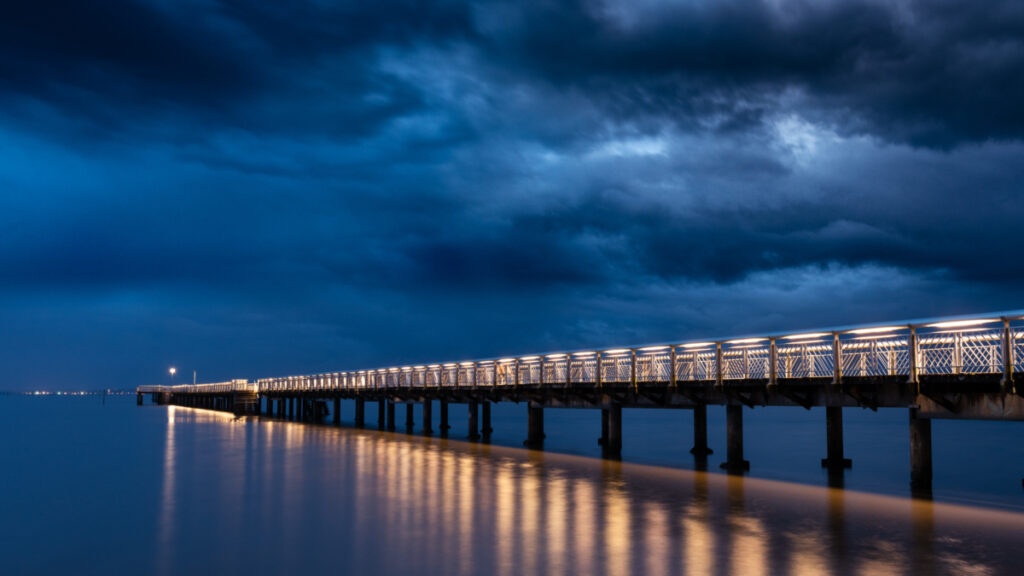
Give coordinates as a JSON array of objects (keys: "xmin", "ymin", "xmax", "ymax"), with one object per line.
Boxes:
[{"xmin": 2, "ymin": 396, "xmax": 1024, "ymax": 575}]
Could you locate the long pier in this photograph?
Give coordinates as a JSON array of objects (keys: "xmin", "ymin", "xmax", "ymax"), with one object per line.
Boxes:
[{"xmin": 138, "ymin": 310, "xmax": 1024, "ymax": 493}]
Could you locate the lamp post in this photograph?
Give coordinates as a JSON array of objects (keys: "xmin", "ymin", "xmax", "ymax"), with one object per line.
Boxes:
[{"xmin": 169, "ymin": 367, "xmax": 177, "ymax": 385}]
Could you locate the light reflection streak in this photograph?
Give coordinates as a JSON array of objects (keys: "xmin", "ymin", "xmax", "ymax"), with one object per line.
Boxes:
[
  {"xmin": 603, "ymin": 472, "xmax": 630, "ymax": 576},
  {"xmin": 644, "ymin": 501, "xmax": 670, "ymax": 576},
  {"xmin": 521, "ymin": 462, "xmax": 541, "ymax": 576},
  {"xmin": 154, "ymin": 407, "xmax": 1024, "ymax": 575},
  {"xmin": 156, "ymin": 406, "xmax": 177, "ymax": 576}
]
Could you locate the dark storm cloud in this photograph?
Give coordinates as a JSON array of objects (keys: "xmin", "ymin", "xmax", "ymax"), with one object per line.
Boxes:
[
  {"xmin": 5, "ymin": 1, "xmax": 1023, "ymax": 148},
  {"xmin": 1, "ymin": 0, "xmax": 1022, "ymax": 390},
  {"xmin": 473, "ymin": 0, "xmax": 1024, "ymax": 148},
  {"xmin": 0, "ymin": 0, "xmax": 474, "ymax": 141}
]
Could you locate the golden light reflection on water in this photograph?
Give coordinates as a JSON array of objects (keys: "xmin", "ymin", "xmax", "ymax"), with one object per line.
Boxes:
[{"xmin": 158, "ymin": 408, "xmax": 1024, "ymax": 575}]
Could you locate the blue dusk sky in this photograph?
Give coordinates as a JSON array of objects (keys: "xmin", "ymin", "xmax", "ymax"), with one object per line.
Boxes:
[{"xmin": 1, "ymin": 1, "xmax": 1023, "ymax": 390}]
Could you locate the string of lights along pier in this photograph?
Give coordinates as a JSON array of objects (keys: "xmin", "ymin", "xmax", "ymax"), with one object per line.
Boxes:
[{"xmin": 139, "ymin": 310, "xmax": 1024, "ymax": 493}]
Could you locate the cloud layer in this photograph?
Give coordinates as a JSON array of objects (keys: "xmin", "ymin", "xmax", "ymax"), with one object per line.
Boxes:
[{"xmin": 1, "ymin": 0, "xmax": 1022, "ymax": 390}]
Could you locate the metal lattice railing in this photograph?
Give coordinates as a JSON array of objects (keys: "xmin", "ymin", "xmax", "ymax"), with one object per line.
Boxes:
[
  {"xmin": 141, "ymin": 311, "xmax": 1024, "ymax": 395},
  {"xmin": 675, "ymin": 348, "xmax": 717, "ymax": 382}
]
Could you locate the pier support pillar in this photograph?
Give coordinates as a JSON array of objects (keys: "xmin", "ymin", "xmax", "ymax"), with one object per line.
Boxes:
[
  {"xmin": 440, "ymin": 400, "xmax": 450, "ymax": 436},
  {"xmin": 599, "ymin": 408, "xmax": 609, "ymax": 446},
  {"xmin": 355, "ymin": 398, "xmax": 365, "ymax": 428},
  {"xmin": 288, "ymin": 397, "xmax": 294, "ymax": 419},
  {"xmin": 334, "ymin": 398, "xmax": 341, "ymax": 425},
  {"xmin": 422, "ymin": 400, "xmax": 433, "ymax": 435},
  {"xmin": 468, "ymin": 401, "xmax": 480, "ymax": 440},
  {"xmin": 910, "ymin": 408, "xmax": 933, "ymax": 494},
  {"xmin": 406, "ymin": 403, "xmax": 415, "ymax": 430},
  {"xmin": 386, "ymin": 401, "xmax": 396, "ymax": 431},
  {"xmin": 137, "ymin": 393, "xmax": 143, "ymax": 406},
  {"xmin": 690, "ymin": 404, "xmax": 713, "ymax": 457},
  {"xmin": 721, "ymin": 405, "xmax": 750, "ymax": 474},
  {"xmin": 525, "ymin": 405, "xmax": 545, "ymax": 448},
  {"xmin": 822, "ymin": 406, "xmax": 853, "ymax": 469},
  {"xmin": 378, "ymin": 400, "xmax": 386, "ymax": 430},
  {"xmin": 482, "ymin": 402, "xmax": 492, "ymax": 436},
  {"xmin": 604, "ymin": 404, "xmax": 622, "ymax": 458}
]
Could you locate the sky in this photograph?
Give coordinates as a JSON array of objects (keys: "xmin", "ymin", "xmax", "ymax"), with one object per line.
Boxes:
[{"xmin": 2, "ymin": 0, "xmax": 1023, "ymax": 391}]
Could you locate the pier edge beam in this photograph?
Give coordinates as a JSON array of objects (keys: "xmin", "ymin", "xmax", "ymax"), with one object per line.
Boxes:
[
  {"xmin": 909, "ymin": 407, "xmax": 933, "ymax": 494},
  {"xmin": 821, "ymin": 406, "xmax": 853, "ymax": 469},
  {"xmin": 720, "ymin": 404, "xmax": 751, "ymax": 474},
  {"xmin": 524, "ymin": 405, "xmax": 545, "ymax": 448},
  {"xmin": 422, "ymin": 400, "xmax": 433, "ymax": 435},
  {"xmin": 690, "ymin": 404, "xmax": 713, "ymax": 457}
]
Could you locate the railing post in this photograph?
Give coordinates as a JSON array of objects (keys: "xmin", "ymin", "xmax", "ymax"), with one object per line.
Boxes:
[
  {"xmin": 596, "ymin": 353, "xmax": 603, "ymax": 389},
  {"xmin": 908, "ymin": 326, "xmax": 919, "ymax": 391},
  {"xmin": 953, "ymin": 332, "xmax": 962, "ymax": 375},
  {"xmin": 670, "ymin": 346, "xmax": 677, "ymax": 388},
  {"xmin": 631, "ymin": 349, "xmax": 637, "ymax": 391},
  {"xmin": 515, "ymin": 359, "xmax": 520, "ymax": 389},
  {"xmin": 832, "ymin": 333, "xmax": 842, "ymax": 386},
  {"xmin": 565, "ymin": 357, "xmax": 571, "ymax": 388},
  {"xmin": 768, "ymin": 338, "xmax": 777, "ymax": 387},
  {"xmin": 1002, "ymin": 318, "xmax": 1015, "ymax": 391},
  {"xmin": 715, "ymin": 343, "xmax": 724, "ymax": 388}
]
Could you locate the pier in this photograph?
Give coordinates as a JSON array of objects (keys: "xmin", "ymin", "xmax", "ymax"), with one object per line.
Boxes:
[{"xmin": 138, "ymin": 310, "xmax": 1024, "ymax": 494}]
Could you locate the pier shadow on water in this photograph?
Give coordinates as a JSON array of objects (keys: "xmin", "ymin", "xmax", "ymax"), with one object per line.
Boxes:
[{"xmin": 150, "ymin": 406, "xmax": 1023, "ymax": 576}]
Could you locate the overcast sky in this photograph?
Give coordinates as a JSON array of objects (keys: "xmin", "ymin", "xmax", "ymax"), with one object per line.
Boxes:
[{"xmin": 2, "ymin": 0, "xmax": 1023, "ymax": 390}]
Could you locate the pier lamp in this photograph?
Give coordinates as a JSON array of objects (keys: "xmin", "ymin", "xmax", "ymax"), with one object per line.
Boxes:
[{"xmin": 169, "ymin": 367, "xmax": 177, "ymax": 384}]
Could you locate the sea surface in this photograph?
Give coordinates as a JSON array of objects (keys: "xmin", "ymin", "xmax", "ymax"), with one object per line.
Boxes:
[{"xmin": 2, "ymin": 395, "xmax": 1024, "ymax": 575}]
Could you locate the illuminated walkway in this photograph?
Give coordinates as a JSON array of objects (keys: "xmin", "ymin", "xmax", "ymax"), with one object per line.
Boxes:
[{"xmin": 139, "ymin": 309, "xmax": 1024, "ymax": 493}]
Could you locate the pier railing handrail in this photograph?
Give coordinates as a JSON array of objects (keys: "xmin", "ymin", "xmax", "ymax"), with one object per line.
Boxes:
[{"xmin": 137, "ymin": 310, "xmax": 1024, "ymax": 395}]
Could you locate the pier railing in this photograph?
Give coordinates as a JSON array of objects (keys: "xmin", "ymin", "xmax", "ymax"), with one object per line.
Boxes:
[{"xmin": 140, "ymin": 311, "xmax": 1024, "ymax": 394}]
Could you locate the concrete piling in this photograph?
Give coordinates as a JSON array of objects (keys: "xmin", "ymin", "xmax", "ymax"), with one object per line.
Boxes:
[
  {"xmin": 422, "ymin": 400, "xmax": 433, "ymax": 435},
  {"xmin": 691, "ymin": 404, "xmax": 713, "ymax": 458},
  {"xmin": 604, "ymin": 404, "xmax": 622, "ymax": 457},
  {"xmin": 481, "ymin": 402, "xmax": 492, "ymax": 436},
  {"xmin": 910, "ymin": 407, "xmax": 932, "ymax": 493},
  {"xmin": 468, "ymin": 401, "xmax": 480, "ymax": 440},
  {"xmin": 822, "ymin": 406, "xmax": 852, "ymax": 469},
  {"xmin": 355, "ymin": 398, "xmax": 365, "ymax": 428},
  {"xmin": 440, "ymin": 400, "xmax": 450, "ymax": 435},
  {"xmin": 525, "ymin": 405, "xmax": 545, "ymax": 448},
  {"xmin": 599, "ymin": 408, "xmax": 609, "ymax": 446},
  {"xmin": 721, "ymin": 404, "xmax": 750, "ymax": 474}
]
